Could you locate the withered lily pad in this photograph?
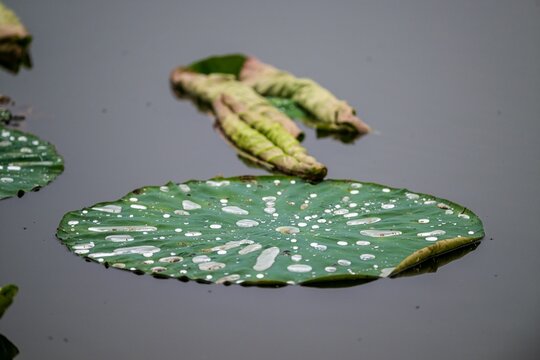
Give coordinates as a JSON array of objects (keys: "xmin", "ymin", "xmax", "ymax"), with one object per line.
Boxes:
[
  {"xmin": 0, "ymin": 2, "xmax": 32, "ymax": 73},
  {"xmin": 56, "ymin": 176, "xmax": 484, "ymax": 286},
  {"xmin": 0, "ymin": 126, "xmax": 64, "ymax": 200}
]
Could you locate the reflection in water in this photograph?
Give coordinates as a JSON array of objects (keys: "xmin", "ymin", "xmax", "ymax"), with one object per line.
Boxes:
[
  {"xmin": 0, "ymin": 41, "xmax": 31, "ymax": 74},
  {"xmin": 0, "ymin": 96, "xmax": 25, "ymax": 127},
  {"xmin": 302, "ymin": 242, "xmax": 482, "ymax": 288},
  {"xmin": 0, "ymin": 334, "xmax": 19, "ymax": 359},
  {"xmin": 304, "ymin": 123, "xmax": 367, "ymax": 144},
  {"xmin": 392, "ymin": 241, "xmax": 482, "ymax": 278}
]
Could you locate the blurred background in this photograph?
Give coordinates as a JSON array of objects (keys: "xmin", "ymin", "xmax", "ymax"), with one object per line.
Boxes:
[{"xmin": 1, "ymin": 0, "xmax": 539, "ymax": 359}]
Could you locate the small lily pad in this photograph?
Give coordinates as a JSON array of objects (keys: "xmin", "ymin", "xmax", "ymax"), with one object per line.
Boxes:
[
  {"xmin": 57, "ymin": 176, "xmax": 484, "ymax": 286},
  {"xmin": 0, "ymin": 284, "xmax": 18, "ymax": 319},
  {"xmin": 0, "ymin": 126, "xmax": 64, "ymax": 200},
  {"xmin": 0, "ymin": 334, "xmax": 19, "ymax": 360}
]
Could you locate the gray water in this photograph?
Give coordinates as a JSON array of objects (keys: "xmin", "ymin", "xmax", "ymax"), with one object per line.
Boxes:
[{"xmin": 1, "ymin": 0, "xmax": 539, "ymax": 359}]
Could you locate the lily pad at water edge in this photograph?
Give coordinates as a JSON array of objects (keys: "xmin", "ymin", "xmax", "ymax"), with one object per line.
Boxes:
[
  {"xmin": 0, "ymin": 126, "xmax": 64, "ymax": 200},
  {"xmin": 0, "ymin": 284, "xmax": 18, "ymax": 319},
  {"xmin": 57, "ymin": 176, "xmax": 484, "ymax": 286}
]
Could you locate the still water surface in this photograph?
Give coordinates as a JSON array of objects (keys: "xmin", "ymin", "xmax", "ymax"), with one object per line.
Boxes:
[{"xmin": 1, "ymin": 1, "xmax": 539, "ymax": 359}]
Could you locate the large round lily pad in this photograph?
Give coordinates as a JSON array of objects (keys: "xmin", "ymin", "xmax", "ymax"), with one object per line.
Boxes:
[
  {"xmin": 56, "ymin": 176, "xmax": 484, "ymax": 286},
  {"xmin": 0, "ymin": 126, "xmax": 64, "ymax": 200}
]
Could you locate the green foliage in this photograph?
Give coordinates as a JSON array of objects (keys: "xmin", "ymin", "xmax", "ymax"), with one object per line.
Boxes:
[
  {"xmin": 0, "ymin": 126, "xmax": 64, "ymax": 200},
  {"xmin": 57, "ymin": 176, "xmax": 484, "ymax": 286},
  {"xmin": 187, "ymin": 54, "xmax": 247, "ymax": 77},
  {"xmin": 0, "ymin": 284, "xmax": 18, "ymax": 319}
]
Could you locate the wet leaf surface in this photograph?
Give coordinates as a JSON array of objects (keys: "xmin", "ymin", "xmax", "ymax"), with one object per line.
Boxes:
[
  {"xmin": 57, "ymin": 176, "xmax": 484, "ymax": 286},
  {"xmin": 0, "ymin": 126, "xmax": 64, "ymax": 200}
]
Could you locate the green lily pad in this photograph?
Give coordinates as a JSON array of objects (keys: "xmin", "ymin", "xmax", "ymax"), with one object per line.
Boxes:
[
  {"xmin": 0, "ymin": 333, "xmax": 18, "ymax": 360},
  {"xmin": 187, "ymin": 53, "xmax": 247, "ymax": 77},
  {"xmin": 56, "ymin": 176, "xmax": 484, "ymax": 286},
  {"xmin": 0, "ymin": 126, "xmax": 64, "ymax": 200},
  {"xmin": 0, "ymin": 284, "xmax": 18, "ymax": 319}
]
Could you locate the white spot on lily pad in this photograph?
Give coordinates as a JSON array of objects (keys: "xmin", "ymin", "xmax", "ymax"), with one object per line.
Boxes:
[
  {"xmin": 89, "ymin": 246, "xmax": 160, "ymax": 258},
  {"xmin": 236, "ymin": 219, "xmax": 259, "ymax": 228},
  {"xmin": 199, "ymin": 261, "xmax": 226, "ymax": 271},
  {"xmin": 287, "ymin": 264, "xmax": 312, "ymax": 273},
  {"xmin": 253, "ymin": 247, "xmax": 279, "ymax": 271},
  {"xmin": 182, "ymin": 200, "xmax": 201, "ymax": 210},
  {"xmin": 159, "ymin": 256, "xmax": 183, "ymax": 263},
  {"xmin": 206, "ymin": 180, "xmax": 230, "ymax": 187},
  {"xmin": 417, "ymin": 230, "xmax": 446, "ymax": 237},
  {"xmin": 310, "ymin": 242, "xmax": 327, "ymax": 251},
  {"xmin": 130, "ymin": 204, "xmax": 147, "ymax": 210},
  {"xmin": 88, "ymin": 226, "xmax": 157, "ymax": 232},
  {"xmin": 192, "ymin": 255, "xmax": 211, "ymax": 263},
  {"xmin": 92, "ymin": 205, "xmax": 122, "ymax": 214},
  {"xmin": 178, "ymin": 184, "xmax": 191, "ymax": 192},
  {"xmin": 222, "ymin": 206, "xmax": 249, "ymax": 215},
  {"xmin": 346, "ymin": 217, "xmax": 381, "ymax": 226},
  {"xmin": 73, "ymin": 242, "xmax": 95, "ymax": 250},
  {"xmin": 380, "ymin": 267, "xmax": 395, "ymax": 277},
  {"xmin": 105, "ymin": 234, "xmax": 134, "ymax": 242}
]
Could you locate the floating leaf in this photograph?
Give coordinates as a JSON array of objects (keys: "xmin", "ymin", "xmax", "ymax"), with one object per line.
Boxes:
[
  {"xmin": 57, "ymin": 176, "xmax": 484, "ymax": 287},
  {"xmin": 266, "ymin": 97, "xmax": 363, "ymax": 143},
  {"xmin": 0, "ymin": 126, "xmax": 64, "ymax": 200},
  {"xmin": 0, "ymin": 284, "xmax": 18, "ymax": 319},
  {"xmin": 240, "ymin": 56, "xmax": 371, "ymax": 134},
  {"xmin": 0, "ymin": 2, "xmax": 32, "ymax": 73},
  {"xmin": 171, "ymin": 65, "xmax": 327, "ymax": 180},
  {"xmin": 0, "ymin": 334, "xmax": 18, "ymax": 360},
  {"xmin": 181, "ymin": 54, "xmax": 370, "ymax": 134}
]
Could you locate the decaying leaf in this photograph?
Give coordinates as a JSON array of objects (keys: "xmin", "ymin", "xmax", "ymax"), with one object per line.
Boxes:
[
  {"xmin": 0, "ymin": 2, "xmax": 32, "ymax": 73},
  {"xmin": 240, "ymin": 56, "xmax": 371, "ymax": 134},
  {"xmin": 171, "ymin": 66, "xmax": 326, "ymax": 180}
]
